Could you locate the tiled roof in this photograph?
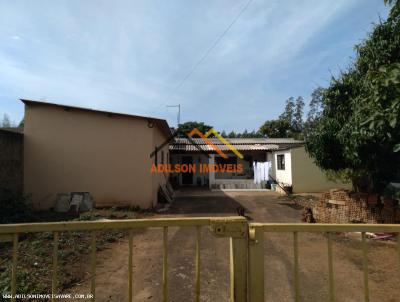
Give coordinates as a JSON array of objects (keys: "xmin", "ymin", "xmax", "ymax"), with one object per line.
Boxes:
[
  {"xmin": 170, "ymin": 143, "xmax": 280, "ymax": 152},
  {"xmin": 170, "ymin": 137, "xmax": 304, "ymax": 152},
  {"xmin": 173, "ymin": 138, "xmax": 303, "ymax": 145}
]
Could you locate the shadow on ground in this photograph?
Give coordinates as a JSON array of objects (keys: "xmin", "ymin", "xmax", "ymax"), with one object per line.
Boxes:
[{"xmin": 167, "ymin": 188, "xmax": 251, "ymax": 218}]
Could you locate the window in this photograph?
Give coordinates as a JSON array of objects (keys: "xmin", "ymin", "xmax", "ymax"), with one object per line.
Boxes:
[
  {"xmin": 161, "ymin": 150, "xmax": 164, "ymax": 164},
  {"xmin": 277, "ymin": 154, "xmax": 285, "ymax": 170}
]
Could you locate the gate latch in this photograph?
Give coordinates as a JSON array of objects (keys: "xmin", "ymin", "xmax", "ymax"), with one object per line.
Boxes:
[{"xmin": 209, "ymin": 218, "xmax": 247, "ymax": 238}]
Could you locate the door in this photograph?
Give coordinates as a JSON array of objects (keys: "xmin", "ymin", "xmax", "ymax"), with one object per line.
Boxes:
[{"xmin": 181, "ymin": 156, "xmax": 193, "ymax": 185}]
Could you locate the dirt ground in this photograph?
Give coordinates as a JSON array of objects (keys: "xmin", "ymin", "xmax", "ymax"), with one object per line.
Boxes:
[{"xmin": 69, "ymin": 190, "xmax": 399, "ymax": 302}]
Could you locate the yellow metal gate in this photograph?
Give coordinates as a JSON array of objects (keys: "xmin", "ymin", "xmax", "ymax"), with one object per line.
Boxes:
[
  {"xmin": 1, "ymin": 217, "xmax": 399, "ymax": 302},
  {"xmin": 248, "ymin": 223, "xmax": 400, "ymax": 302},
  {"xmin": 0, "ymin": 217, "xmax": 248, "ymax": 302}
]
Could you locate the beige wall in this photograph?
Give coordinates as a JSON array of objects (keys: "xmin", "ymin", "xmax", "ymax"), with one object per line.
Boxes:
[
  {"xmin": 24, "ymin": 104, "xmax": 168, "ymax": 210},
  {"xmin": 151, "ymin": 125, "xmax": 170, "ymax": 203},
  {"xmin": 290, "ymin": 146, "xmax": 351, "ymax": 193}
]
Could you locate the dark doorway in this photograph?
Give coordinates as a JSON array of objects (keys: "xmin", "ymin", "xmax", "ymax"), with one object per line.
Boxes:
[{"xmin": 181, "ymin": 156, "xmax": 193, "ymax": 185}]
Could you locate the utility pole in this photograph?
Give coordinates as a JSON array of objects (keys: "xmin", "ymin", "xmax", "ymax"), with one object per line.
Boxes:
[{"xmin": 166, "ymin": 104, "xmax": 180, "ymax": 127}]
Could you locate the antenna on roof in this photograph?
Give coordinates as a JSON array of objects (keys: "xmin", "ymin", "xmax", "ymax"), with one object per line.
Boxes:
[{"xmin": 166, "ymin": 104, "xmax": 181, "ymax": 127}]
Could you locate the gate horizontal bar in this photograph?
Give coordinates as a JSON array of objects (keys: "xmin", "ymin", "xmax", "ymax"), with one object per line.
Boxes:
[
  {"xmin": 251, "ymin": 223, "xmax": 400, "ymax": 232},
  {"xmin": 0, "ymin": 217, "xmax": 245, "ymax": 234}
]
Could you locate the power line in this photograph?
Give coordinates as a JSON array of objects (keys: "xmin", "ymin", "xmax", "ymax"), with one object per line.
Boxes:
[
  {"xmin": 171, "ymin": 0, "xmax": 253, "ymax": 96},
  {"xmin": 153, "ymin": 0, "xmax": 253, "ymax": 116}
]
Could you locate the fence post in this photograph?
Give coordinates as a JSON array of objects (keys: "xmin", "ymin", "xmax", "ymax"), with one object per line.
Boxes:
[
  {"xmin": 230, "ymin": 237, "xmax": 248, "ymax": 302},
  {"xmin": 248, "ymin": 225, "xmax": 264, "ymax": 302},
  {"xmin": 210, "ymin": 217, "xmax": 248, "ymax": 302}
]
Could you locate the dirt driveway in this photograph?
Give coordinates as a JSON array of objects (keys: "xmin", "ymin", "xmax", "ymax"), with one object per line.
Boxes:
[{"xmin": 70, "ymin": 190, "xmax": 399, "ymax": 302}]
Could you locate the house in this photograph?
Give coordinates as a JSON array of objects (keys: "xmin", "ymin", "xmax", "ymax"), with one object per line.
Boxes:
[
  {"xmin": 16, "ymin": 98, "xmax": 349, "ymax": 210},
  {"xmin": 269, "ymin": 145, "xmax": 351, "ymax": 193},
  {"xmin": 22, "ymin": 99, "xmax": 171, "ymax": 210},
  {"xmin": 169, "ymin": 137, "xmax": 350, "ymax": 193}
]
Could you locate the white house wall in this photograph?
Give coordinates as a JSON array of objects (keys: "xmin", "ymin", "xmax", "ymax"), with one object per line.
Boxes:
[{"xmin": 272, "ymin": 149, "xmax": 292, "ymax": 186}]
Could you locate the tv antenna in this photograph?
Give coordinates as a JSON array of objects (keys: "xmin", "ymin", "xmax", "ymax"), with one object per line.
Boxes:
[{"xmin": 166, "ymin": 104, "xmax": 181, "ymax": 127}]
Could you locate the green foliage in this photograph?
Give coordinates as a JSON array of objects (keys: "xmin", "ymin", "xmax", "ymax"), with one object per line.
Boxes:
[
  {"xmin": 1, "ymin": 114, "xmax": 11, "ymax": 128},
  {"xmin": 279, "ymin": 97, "xmax": 296, "ymax": 125},
  {"xmin": 384, "ymin": 183, "xmax": 400, "ymax": 199},
  {"xmin": 291, "ymin": 96, "xmax": 305, "ymax": 133},
  {"xmin": 306, "ymin": 1, "xmax": 400, "ymax": 192},
  {"xmin": 259, "ymin": 96, "xmax": 305, "ymax": 139},
  {"xmin": 304, "ymin": 87, "xmax": 325, "ymax": 139},
  {"xmin": 221, "ymin": 129, "xmax": 263, "ymax": 138},
  {"xmin": 176, "ymin": 121, "xmax": 213, "ymax": 137},
  {"xmin": 227, "ymin": 130, "xmax": 237, "ymax": 138},
  {"xmin": 259, "ymin": 119, "xmax": 291, "ymax": 138}
]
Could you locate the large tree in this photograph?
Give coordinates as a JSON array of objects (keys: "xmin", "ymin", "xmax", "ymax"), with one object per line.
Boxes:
[
  {"xmin": 259, "ymin": 119, "xmax": 292, "ymax": 138},
  {"xmin": 304, "ymin": 87, "xmax": 325, "ymax": 138},
  {"xmin": 259, "ymin": 96, "xmax": 305, "ymax": 139},
  {"xmin": 306, "ymin": 0, "xmax": 400, "ymax": 193},
  {"xmin": 176, "ymin": 121, "xmax": 213, "ymax": 136},
  {"xmin": 1, "ymin": 114, "xmax": 11, "ymax": 127},
  {"xmin": 279, "ymin": 97, "xmax": 295, "ymax": 125},
  {"xmin": 292, "ymin": 96, "xmax": 305, "ymax": 133}
]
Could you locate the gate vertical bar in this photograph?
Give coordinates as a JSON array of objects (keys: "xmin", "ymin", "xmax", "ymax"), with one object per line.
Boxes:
[
  {"xmin": 52, "ymin": 232, "xmax": 59, "ymax": 301},
  {"xmin": 128, "ymin": 230, "xmax": 133, "ymax": 302},
  {"xmin": 195, "ymin": 226, "xmax": 201, "ymax": 302},
  {"xmin": 11, "ymin": 233, "xmax": 18, "ymax": 302},
  {"xmin": 248, "ymin": 226, "xmax": 264, "ymax": 302},
  {"xmin": 91, "ymin": 231, "xmax": 96, "ymax": 301},
  {"xmin": 397, "ymin": 233, "xmax": 400, "ymax": 275},
  {"xmin": 361, "ymin": 232, "xmax": 369, "ymax": 302},
  {"xmin": 230, "ymin": 237, "xmax": 248, "ymax": 302},
  {"xmin": 293, "ymin": 231, "xmax": 300, "ymax": 302},
  {"xmin": 162, "ymin": 226, "xmax": 168, "ymax": 302}
]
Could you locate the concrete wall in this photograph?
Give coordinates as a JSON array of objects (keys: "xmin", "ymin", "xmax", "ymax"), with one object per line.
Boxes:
[
  {"xmin": 290, "ymin": 146, "xmax": 351, "ymax": 193},
  {"xmin": 0, "ymin": 129, "xmax": 23, "ymax": 196},
  {"xmin": 24, "ymin": 103, "xmax": 167, "ymax": 209}
]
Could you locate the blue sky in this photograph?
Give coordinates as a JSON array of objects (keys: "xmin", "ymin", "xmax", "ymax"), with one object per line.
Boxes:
[{"xmin": 0, "ymin": 0, "xmax": 390, "ymax": 132}]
